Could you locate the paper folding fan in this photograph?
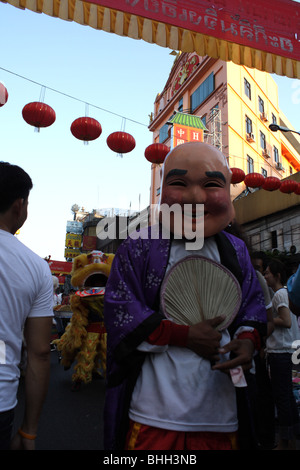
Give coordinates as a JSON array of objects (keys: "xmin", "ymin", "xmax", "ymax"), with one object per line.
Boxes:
[{"xmin": 161, "ymin": 256, "xmax": 242, "ymax": 331}]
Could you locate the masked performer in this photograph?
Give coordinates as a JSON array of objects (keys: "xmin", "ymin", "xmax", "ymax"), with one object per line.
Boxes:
[
  {"xmin": 54, "ymin": 250, "xmax": 114, "ymax": 390},
  {"xmin": 103, "ymin": 142, "xmax": 267, "ymax": 450}
]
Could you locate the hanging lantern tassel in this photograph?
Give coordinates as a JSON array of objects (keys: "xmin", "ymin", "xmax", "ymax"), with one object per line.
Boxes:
[
  {"xmin": 0, "ymin": 82, "xmax": 8, "ymax": 107},
  {"xmin": 230, "ymin": 168, "xmax": 245, "ymax": 184},
  {"xmin": 22, "ymin": 102, "xmax": 56, "ymax": 132},
  {"xmin": 145, "ymin": 143, "xmax": 170, "ymax": 164},
  {"xmin": 71, "ymin": 117, "xmax": 102, "ymax": 144},
  {"xmin": 107, "ymin": 131, "xmax": 136, "ymax": 157}
]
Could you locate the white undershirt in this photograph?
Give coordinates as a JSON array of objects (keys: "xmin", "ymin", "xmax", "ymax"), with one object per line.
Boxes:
[{"xmin": 129, "ymin": 238, "xmax": 238, "ymax": 432}]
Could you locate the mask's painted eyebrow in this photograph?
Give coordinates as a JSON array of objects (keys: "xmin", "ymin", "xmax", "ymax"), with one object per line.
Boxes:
[
  {"xmin": 165, "ymin": 168, "xmax": 187, "ymax": 180},
  {"xmin": 205, "ymin": 171, "xmax": 226, "ymax": 183}
]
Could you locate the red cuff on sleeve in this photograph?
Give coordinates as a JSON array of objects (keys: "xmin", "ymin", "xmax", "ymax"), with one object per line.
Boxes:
[
  {"xmin": 147, "ymin": 320, "xmax": 189, "ymax": 347},
  {"xmin": 169, "ymin": 322, "xmax": 190, "ymax": 347},
  {"xmin": 237, "ymin": 329, "xmax": 261, "ymax": 351}
]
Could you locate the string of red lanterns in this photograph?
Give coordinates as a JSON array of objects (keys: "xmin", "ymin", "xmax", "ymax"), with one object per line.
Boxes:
[
  {"xmin": 230, "ymin": 167, "xmax": 300, "ymax": 195},
  {"xmin": 279, "ymin": 179, "xmax": 299, "ymax": 194},
  {"xmin": 144, "ymin": 143, "xmax": 170, "ymax": 164},
  {"xmin": 230, "ymin": 168, "xmax": 245, "ymax": 184},
  {"xmin": 70, "ymin": 117, "xmax": 102, "ymax": 142},
  {"xmin": 1, "ymin": 82, "xmax": 300, "ymax": 194},
  {"xmin": 262, "ymin": 176, "xmax": 281, "ymax": 191},
  {"xmin": 107, "ymin": 131, "xmax": 136, "ymax": 155},
  {"xmin": 22, "ymin": 102, "xmax": 56, "ymax": 131},
  {"xmin": 244, "ymin": 172, "xmax": 265, "ymax": 188},
  {"xmin": 0, "ymin": 82, "xmax": 139, "ymax": 153}
]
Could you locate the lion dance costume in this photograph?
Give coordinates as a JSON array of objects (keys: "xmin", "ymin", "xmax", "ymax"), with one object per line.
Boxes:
[{"xmin": 54, "ymin": 250, "xmax": 114, "ymax": 389}]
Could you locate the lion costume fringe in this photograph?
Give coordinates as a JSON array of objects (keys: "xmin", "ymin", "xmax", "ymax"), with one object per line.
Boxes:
[{"xmin": 54, "ymin": 251, "xmax": 114, "ymax": 387}]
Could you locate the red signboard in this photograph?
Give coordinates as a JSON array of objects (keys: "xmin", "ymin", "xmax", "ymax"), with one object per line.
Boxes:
[
  {"xmin": 82, "ymin": 235, "xmax": 97, "ymax": 251},
  {"xmin": 87, "ymin": 0, "xmax": 300, "ymax": 61},
  {"xmin": 48, "ymin": 260, "xmax": 73, "ymax": 274},
  {"xmin": 172, "ymin": 124, "xmax": 203, "ymax": 148}
]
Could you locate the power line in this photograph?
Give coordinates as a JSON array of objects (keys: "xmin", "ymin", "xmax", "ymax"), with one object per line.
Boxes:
[{"xmin": 0, "ymin": 66, "xmax": 148, "ymax": 128}]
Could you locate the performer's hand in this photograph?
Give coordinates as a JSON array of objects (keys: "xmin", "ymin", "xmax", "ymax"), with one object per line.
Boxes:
[
  {"xmin": 186, "ymin": 316, "xmax": 224, "ymax": 361},
  {"xmin": 212, "ymin": 338, "xmax": 254, "ymax": 373}
]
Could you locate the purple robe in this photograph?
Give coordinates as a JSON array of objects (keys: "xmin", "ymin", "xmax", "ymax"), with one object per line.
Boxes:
[{"xmin": 103, "ymin": 226, "xmax": 267, "ymax": 450}]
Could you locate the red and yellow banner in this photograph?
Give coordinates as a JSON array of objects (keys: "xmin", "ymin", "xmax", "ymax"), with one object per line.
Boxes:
[
  {"xmin": 3, "ymin": 0, "xmax": 300, "ymax": 78},
  {"xmin": 91, "ymin": 0, "xmax": 300, "ymax": 62},
  {"xmin": 48, "ymin": 260, "xmax": 73, "ymax": 274}
]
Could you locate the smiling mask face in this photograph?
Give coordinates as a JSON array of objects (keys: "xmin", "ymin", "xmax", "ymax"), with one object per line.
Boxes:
[{"xmin": 159, "ymin": 142, "xmax": 233, "ymax": 239}]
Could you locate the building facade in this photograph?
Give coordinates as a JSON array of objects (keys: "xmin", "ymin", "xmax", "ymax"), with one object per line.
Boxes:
[
  {"xmin": 148, "ymin": 52, "xmax": 300, "ymax": 204},
  {"xmin": 234, "ymin": 171, "xmax": 300, "ymax": 259}
]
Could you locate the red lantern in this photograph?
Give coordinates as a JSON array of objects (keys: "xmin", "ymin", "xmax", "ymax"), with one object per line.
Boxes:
[
  {"xmin": 22, "ymin": 102, "xmax": 56, "ymax": 129},
  {"xmin": 230, "ymin": 168, "xmax": 245, "ymax": 184},
  {"xmin": 71, "ymin": 117, "xmax": 102, "ymax": 141},
  {"xmin": 107, "ymin": 131, "xmax": 136, "ymax": 154},
  {"xmin": 294, "ymin": 183, "xmax": 300, "ymax": 195},
  {"xmin": 0, "ymin": 82, "xmax": 8, "ymax": 107},
  {"xmin": 262, "ymin": 176, "xmax": 281, "ymax": 191},
  {"xmin": 145, "ymin": 143, "xmax": 169, "ymax": 164},
  {"xmin": 279, "ymin": 180, "xmax": 299, "ymax": 194},
  {"xmin": 244, "ymin": 173, "xmax": 265, "ymax": 188}
]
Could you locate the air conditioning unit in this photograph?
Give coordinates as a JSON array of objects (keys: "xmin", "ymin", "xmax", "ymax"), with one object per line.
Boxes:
[
  {"xmin": 276, "ymin": 162, "xmax": 284, "ymax": 170},
  {"xmin": 262, "ymin": 149, "xmax": 270, "ymax": 158},
  {"xmin": 260, "ymin": 112, "xmax": 268, "ymax": 122},
  {"xmin": 246, "ymin": 132, "xmax": 255, "ymax": 142}
]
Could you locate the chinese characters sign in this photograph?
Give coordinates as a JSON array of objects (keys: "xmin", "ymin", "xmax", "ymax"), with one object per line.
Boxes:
[
  {"xmin": 89, "ymin": 0, "xmax": 300, "ymax": 62},
  {"xmin": 64, "ymin": 248, "xmax": 81, "ymax": 259},
  {"xmin": 65, "ymin": 233, "xmax": 82, "ymax": 249},
  {"xmin": 4, "ymin": 0, "xmax": 300, "ymax": 79},
  {"xmin": 172, "ymin": 124, "xmax": 204, "ymax": 148}
]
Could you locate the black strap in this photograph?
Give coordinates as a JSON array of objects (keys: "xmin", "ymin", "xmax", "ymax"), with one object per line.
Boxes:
[{"xmin": 214, "ymin": 232, "xmax": 243, "ymax": 287}]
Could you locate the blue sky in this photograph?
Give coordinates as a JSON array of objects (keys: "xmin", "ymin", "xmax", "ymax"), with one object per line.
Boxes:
[{"xmin": 0, "ymin": 2, "xmax": 299, "ymax": 260}]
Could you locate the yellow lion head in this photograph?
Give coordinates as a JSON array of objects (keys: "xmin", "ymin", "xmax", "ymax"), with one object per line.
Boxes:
[{"xmin": 71, "ymin": 250, "xmax": 114, "ymax": 289}]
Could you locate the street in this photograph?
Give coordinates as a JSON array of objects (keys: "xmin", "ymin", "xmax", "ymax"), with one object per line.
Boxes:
[
  {"xmin": 13, "ymin": 349, "xmax": 105, "ymax": 450},
  {"xmin": 12, "ymin": 347, "xmax": 300, "ymax": 452}
]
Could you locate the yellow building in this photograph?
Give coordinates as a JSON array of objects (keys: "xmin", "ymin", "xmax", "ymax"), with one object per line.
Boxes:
[{"xmin": 149, "ymin": 52, "xmax": 300, "ymax": 204}]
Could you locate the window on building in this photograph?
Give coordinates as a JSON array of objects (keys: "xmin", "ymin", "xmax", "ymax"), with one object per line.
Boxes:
[
  {"xmin": 250, "ymin": 233, "xmax": 261, "ymax": 251},
  {"xmin": 258, "ymin": 96, "xmax": 264, "ymax": 113},
  {"xmin": 292, "ymin": 224, "xmax": 300, "ymax": 247},
  {"xmin": 159, "ymin": 116, "xmax": 173, "ymax": 143},
  {"xmin": 244, "ymin": 78, "xmax": 251, "ymax": 100},
  {"xmin": 178, "ymin": 97, "xmax": 183, "ymax": 112},
  {"xmin": 245, "ymin": 115, "xmax": 253, "ymax": 134},
  {"xmin": 247, "ymin": 155, "xmax": 254, "ymax": 173},
  {"xmin": 272, "ymin": 113, "xmax": 277, "ymax": 124},
  {"xmin": 261, "ymin": 168, "xmax": 267, "ymax": 177},
  {"xmin": 260, "ymin": 131, "xmax": 266, "ymax": 149},
  {"xmin": 190, "ymin": 73, "xmax": 215, "ymax": 112},
  {"xmin": 201, "ymin": 114, "xmax": 207, "ymax": 128},
  {"xmin": 277, "ymin": 229, "xmax": 284, "ymax": 249},
  {"xmin": 271, "ymin": 230, "xmax": 278, "ymax": 249},
  {"xmin": 273, "ymin": 145, "xmax": 279, "ymax": 163},
  {"xmin": 290, "ymin": 166, "xmax": 293, "ymax": 175},
  {"xmin": 159, "ymin": 123, "xmax": 169, "ymax": 143}
]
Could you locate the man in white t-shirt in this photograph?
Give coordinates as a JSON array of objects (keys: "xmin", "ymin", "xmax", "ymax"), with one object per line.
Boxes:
[{"xmin": 0, "ymin": 162, "xmax": 53, "ymax": 450}]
